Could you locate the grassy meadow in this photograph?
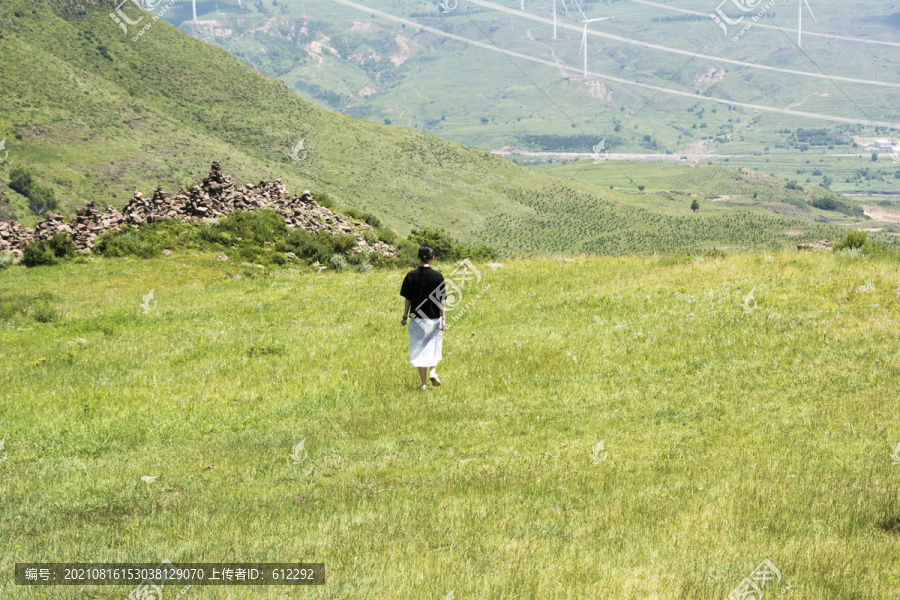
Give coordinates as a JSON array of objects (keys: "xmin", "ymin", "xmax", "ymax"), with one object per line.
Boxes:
[{"xmin": 2, "ymin": 250, "xmax": 900, "ymax": 598}]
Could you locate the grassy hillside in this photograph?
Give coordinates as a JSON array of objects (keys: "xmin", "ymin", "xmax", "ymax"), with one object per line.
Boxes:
[
  {"xmin": 3, "ymin": 250, "xmax": 900, "ymax": 598},
  {"xmin": 0, "ymin": 0, "xmax": 575, "ymax": 242}
]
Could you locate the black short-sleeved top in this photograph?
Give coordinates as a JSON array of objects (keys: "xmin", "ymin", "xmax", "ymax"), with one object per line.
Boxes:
[{"xmin": 400, "ymin": 266, "xmax": 446, "ymax": 319}]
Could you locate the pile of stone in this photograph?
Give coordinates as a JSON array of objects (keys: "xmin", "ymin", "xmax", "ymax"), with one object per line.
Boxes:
[
  {"xmin": 797, "ymin": 240, "xmax": 831, "ymax": 252},
  {"xmin": 0, "ymin": 162, "xmax": 397, "ymax": 260}
]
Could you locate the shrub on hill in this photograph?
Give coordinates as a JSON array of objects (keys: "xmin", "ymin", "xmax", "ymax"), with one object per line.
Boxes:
[
  {"xmin": 408, "ymin": 227, "xmax": 499, "ymax": 261},
  {"xmin": 93, "ymin": 224, "xmax": 164, "ymax": 259},
  {"xmin": 47, "ymin": 233, "xmax": 77, "ymax": 258},
  {"xmin": 22, "ymin": 240, "xmax": 58, "ymax": 267},
  {"xmin": 343, "ymin": 208, "xmax": 381, "ymax": 229},
  {"xmin": 835, "ymin": 231, "xmax": 867, "ymax": 251},
  {"xmin": 8, "ymin": 167, "xmax": 59, "ymax": 216},
  {"xmin": 811, "ymin": 197, "xmax": 865, "ymax": 218}
]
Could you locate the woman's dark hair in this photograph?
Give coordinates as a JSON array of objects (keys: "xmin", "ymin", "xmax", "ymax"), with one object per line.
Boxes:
[{"xmin": 418, "ymin": 245, "xmax": 435, "ymax": 262}]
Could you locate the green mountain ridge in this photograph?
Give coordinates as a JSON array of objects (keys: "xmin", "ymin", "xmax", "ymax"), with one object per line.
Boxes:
[{"xmin": 0, "ymin": 0, "xmax": 890, "ymax": 256}]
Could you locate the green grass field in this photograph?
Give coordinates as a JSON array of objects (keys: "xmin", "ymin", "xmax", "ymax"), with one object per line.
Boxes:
[{"xmin": 3, "ymin": 249, "xmax": 900, "ymax": 598}]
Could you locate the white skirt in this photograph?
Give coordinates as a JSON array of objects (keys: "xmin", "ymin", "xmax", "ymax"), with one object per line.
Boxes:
[{"xmin": 409, "ymin": 318, "xmax": 443, "ymax": 367}]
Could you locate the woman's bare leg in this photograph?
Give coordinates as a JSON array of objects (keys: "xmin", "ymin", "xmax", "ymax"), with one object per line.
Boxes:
[{"xmin": 417, "ymin": 367, "xmax": 429, "ymax": 387}]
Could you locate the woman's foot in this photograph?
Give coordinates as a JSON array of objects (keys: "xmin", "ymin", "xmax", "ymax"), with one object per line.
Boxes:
[
  {"xmin": 429, "ymin": 369, "xmax": 441, "ymax": 386},
  {"xmin": 420, "ymin": 384, "xmax": 428, "ymax": 391}
]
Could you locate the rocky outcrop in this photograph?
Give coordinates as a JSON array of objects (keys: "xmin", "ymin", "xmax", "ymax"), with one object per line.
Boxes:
[
  {"xmin": 0, "ymin": 162, "xmax": 396, "ymax": 260},
  {"xmin": 797, "ymin": 240, "xmax": 831, "ymax": 252}
]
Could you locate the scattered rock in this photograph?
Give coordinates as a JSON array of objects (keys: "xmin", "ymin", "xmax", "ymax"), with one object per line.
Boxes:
[
  {"xmin": 797, "ymin": 240, "xmax": 830, "ymax": 252},
  {"xmin": 218, "ymin": 253, "xmax": 229, "ymax": 261},
  {"xmin": 140, "ymin": 476, "xmax": 158, "ymax": 483}
]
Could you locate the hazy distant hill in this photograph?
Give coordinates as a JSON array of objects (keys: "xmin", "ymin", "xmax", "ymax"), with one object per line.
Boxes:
[{"xmin": 160, "ymin": 0, "xmax": 900, "ymax": 195}]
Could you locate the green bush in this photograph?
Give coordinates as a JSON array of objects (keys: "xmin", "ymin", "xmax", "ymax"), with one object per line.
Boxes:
[
  {"xmin": 362, "ymin": 229, "xmax": 378, "ymax": 245},
  {"xmin": 0, "ymin": 252, "xmax": 13, "ymax": 269},
  {"xmin": 331, "ymin": 233, "xmax": 358, "ymax": 254},
  {"xmin": 48, "ymin": 233, "xmax": 77, "ymax": 258},
  {"xmin": 8, "ymin": 166, "xmax": 34, "ymax": 196},
  {"xmin": 811, "ymin": 197, "xmax": 838, "ymax": 211},
  {"xmin": 329, "ymin": 253, "xmax": 348, "ymax": 271},
  {"xmin": 207, "ymin": 210, "xmax": 288, "ymax": 246},
  {"xmin": 284, "ymin": 228, "xmax": 332, "ymax": 264},
  {"xmin": 8, "ymin": 167, "xmax": 59, "ymax": 215},
  {"xmin": 93, "ymin": 225, "xmax": 161, "ymax": 258},
  {"xmin": 344, "ymin": 208, "xmax": 382, "ymax": 229},
  {"xmin": 396, "ymin": 239, "xmax": 420, "ymax": 266},
  {"xmin": 408, "ymin": 227, "xmax": 499, "ymax": 261},
  {"xmin": 377, "ymin": 227, "xmax": 398, "ymax": 246},
  {"xmin": 835, "ymin": 231, "xmax": 867, "ymax": 251},
  {"xmin": 27, "ymin": 185, "xmax": 59, "ymax": 215},
  {"xmin": 408, "ymin": 227, "xmax": 458, "ymax": 259},
  {"xmin": 22, "ymin": 241, "xmax": 58, "ymax": 267}
]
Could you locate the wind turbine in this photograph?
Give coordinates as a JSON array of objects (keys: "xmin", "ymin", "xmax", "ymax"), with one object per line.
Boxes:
[
  {"xmin": 579, "ymin": 16, "xmax": 613, "ymax": 77},
  {"xmin": 797, "ymin": 0, "xmax": 817, "ymax": 48},
  {"xmin": 572, "ymin": 0, "xmax": 612, "ymax": 77},
  {"xmin": 553, "ymin": 0, "xmax": 569, "ymax": 40},
  {"xmin": 192, "ymin": 0, "xmax": 197, "ymax": 20}
]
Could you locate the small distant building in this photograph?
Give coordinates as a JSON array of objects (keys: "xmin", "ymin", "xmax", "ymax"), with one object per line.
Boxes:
[{"xmin": 873, "ymin": 138, "xmax": 894, "ymax": 152}]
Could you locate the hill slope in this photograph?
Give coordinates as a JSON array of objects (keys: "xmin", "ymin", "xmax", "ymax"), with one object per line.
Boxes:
[{"xmin": 0, "ymin": 0, "xmax": 880, "ymax": 255}]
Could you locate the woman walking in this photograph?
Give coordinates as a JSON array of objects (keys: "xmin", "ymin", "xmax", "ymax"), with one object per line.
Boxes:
[{"xmin": 400, "ymin": 245, "xmax": 446, "ymax": 390}]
